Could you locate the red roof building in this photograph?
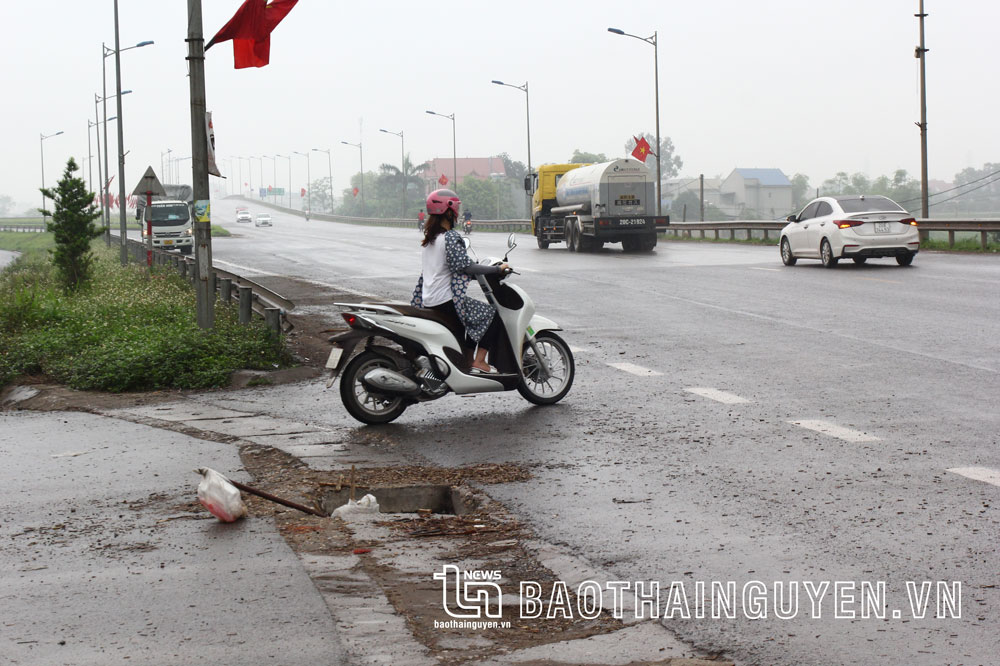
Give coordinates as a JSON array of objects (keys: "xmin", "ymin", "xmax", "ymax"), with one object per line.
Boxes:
[{"xmin": 420, "ymin": 156, "xmax": 507, "ymax": 192}]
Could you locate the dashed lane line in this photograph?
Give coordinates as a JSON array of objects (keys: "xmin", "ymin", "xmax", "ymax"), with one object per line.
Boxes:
[
  {"xmin": 685, "ymin": 387, "xmax": 751, "ymax": 404},
  {"xmin": 789, "ymin": 419, "xmax": 881, "ymax": 443},
  {"xmin": 947, "ymin": 467, "xmax": 1000, "ymax": 487},
  {"xmin": 749, "ymin": 267, "xmax": 781, "ymax": 272},
  {"xmin": 607, "ymin": 362, "xmax": 663, "ymax": 377}
]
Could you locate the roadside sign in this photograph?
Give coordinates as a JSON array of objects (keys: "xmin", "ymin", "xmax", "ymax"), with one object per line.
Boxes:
[{"xmin": 131, "ymin": 166, "xmax": 166, "ymax": 197}]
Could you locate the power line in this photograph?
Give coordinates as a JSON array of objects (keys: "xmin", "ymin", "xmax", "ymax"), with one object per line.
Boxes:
[
  {"xmin": 897, "ymin": 166, "xmax": 1000, "ymax": 204},
  {"xmin": 927, "ymin": 173, "xmax": 1000, "ymax": 208}
]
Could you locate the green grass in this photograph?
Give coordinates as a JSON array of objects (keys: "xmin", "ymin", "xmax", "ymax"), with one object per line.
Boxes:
[
  {"xmin": 0, "ymin": 241, "xmax": 290, "ymax": 391},
  {"xmin": 920, "ymin": 237, "xmax": 1000, "ymax": 253},
  {"xmin": 0, "ymin": 231, "xmax": 56, "ymax": 253},
  {"xmin": 0, "ymin": 217, "xmax": 45, "ymax": 226}
]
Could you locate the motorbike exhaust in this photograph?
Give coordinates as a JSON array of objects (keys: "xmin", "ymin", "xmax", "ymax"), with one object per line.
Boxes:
[{"xmin": 360, "ymin": 368, "xmax": 422, "ymax": 398}]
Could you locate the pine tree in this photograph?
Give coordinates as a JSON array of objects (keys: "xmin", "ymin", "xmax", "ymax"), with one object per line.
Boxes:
[{"xmin": 39, "ymin": 158, "xmax": 102, "ymax": 292}]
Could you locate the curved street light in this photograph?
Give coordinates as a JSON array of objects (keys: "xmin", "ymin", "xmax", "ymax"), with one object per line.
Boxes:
[
  {"xmin": 39, "ymin": 130, "xmax": 64, "ymax": 222},
  {"xmin": 341, "ymin": 141, "xmax": 364, "ymax": 216},
  {"xmin": 491, "ymin": 79, "xmax": 532, "ymax": 215},
  {"xmin": 608, "ymin": 27, "xmax": 661, "ymax": 215},
  {"xmin": 312, "ymin": 148, "xmax": 333, "ymax": 213},
  {"xmin": 379, "ymin": 128, "xmax": 406, "ymax": 217},
  {"xmin": 426, "ymin": 110, "xmax": 456, "ymax": 191}
]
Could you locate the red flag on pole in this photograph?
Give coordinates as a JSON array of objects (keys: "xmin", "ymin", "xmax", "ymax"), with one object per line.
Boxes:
[
  {"xmin": 631, "ymin": 135, "xmax": 653, "ymax": 162},
  {"xmin": 300, "ymin": 187, "xmax": 306, "ymax": 197},
  {"xmin": 438, "ymin": 174, "xmax": 449, "ymax": 186},
  {"xmin": 352, "ymin": 187, "xmax": 359, "ymax": 198},
  {"xmin": 206, "ymin": 0, "xmax": 299, "ymax": 69}
]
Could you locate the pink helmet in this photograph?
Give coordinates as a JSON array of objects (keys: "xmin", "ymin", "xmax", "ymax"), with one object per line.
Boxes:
[{"xmin": 426, "ymin": 189, "xmax": 461, "ymax": 216}]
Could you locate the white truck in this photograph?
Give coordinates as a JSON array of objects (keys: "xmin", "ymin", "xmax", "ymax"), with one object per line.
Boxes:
[
  {"xmin": 136, "ymin": 184, "xmax": 195, "ymax": 254},
  {"xmin": 528, "ymin": 158, "xmax": 667, "ymax": 252}
]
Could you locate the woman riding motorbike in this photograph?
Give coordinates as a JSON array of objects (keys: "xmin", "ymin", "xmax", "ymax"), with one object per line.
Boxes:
[{"xmin": 411, "ymin": 189, "xmax": 509, "ymax": 373}]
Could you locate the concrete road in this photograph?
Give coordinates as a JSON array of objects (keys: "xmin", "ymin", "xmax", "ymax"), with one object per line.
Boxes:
[
  {"xmin": 172, "ymin": 200, "xmax": 1000, "ymax": 664},
  {"xmin": 0, "ymin": 411, "xmax": 346, "ymax": 665}
]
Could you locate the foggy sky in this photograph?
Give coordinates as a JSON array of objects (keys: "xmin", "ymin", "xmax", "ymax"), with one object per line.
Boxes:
[{"xmin": 3, "ymin": 0, "xmax": 997, "ymax": 212}]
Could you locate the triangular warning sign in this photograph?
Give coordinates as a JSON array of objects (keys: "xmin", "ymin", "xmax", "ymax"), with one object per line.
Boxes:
[{"xmin": 132, "ymin": 166, "xmax": 167, "ymax": 197}]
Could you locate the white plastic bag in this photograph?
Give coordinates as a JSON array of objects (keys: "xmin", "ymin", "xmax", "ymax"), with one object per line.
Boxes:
[
  {"xmin": 195, "ymin": 467, "xmax": 248, "ymax": 522},
  {"xmin": 332, "ymin": 493, "xmax": 380, "ymax": 520}
]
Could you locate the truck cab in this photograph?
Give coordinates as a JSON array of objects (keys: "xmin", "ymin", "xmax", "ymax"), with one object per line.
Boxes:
[
  {"xmin": 526, "ymin": 164, "xmax": 585, "ymax": 248},
  {"xmin": 140, "ymin": 200, "xmax": 194, "ymax": 254}
]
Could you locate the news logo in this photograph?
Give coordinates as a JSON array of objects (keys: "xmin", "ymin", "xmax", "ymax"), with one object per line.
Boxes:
[{"xmin": 433, "ymin": 564, "xmax": 503, "ymax": 620}]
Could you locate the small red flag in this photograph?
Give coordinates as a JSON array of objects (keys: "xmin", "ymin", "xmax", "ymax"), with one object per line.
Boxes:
[
  {"xmin": 300, "ymin": 187, "xmax": 306, "ymax": 197},
  {"xmin": 352, "ymin": 187, "xmax": 359, "ymax": 198},
  {"xmin": 206, "ymin": 0, "xmax": 299, "ymax": 69},
  {"xmin": 631, "ymin": 136, "xmax": 653, "ymax": 162},
  {"xmin": 438, "ymin": 174, "xmax": 449, "ymax": 186}
]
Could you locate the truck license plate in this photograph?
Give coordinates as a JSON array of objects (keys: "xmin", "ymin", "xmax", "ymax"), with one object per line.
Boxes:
[
  {"xmin": 164, "ymin": 240, "xmax": 173, "ymax": 245},
  {"xmin": 619, "ymin": 218, "xmax": 646, "ymax": 225},
  {"xmin": 874, "ymin": 222, "xmax": 891, "ymax": 233},
  {"xmin": 325, "ymin": 347, "xmax": 343, "ymax": 369}
]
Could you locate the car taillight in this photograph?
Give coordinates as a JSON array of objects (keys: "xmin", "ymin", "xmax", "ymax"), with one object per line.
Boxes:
[
  {"xmin": 835, "ymin": 220, "xmax": 864, "ymax": 229},
  {"xmin": 342, "ymin": 313, "xmax": 357, "ymax": 327},
  {"xmin": 900, "ymin": 217, "xmax": 918, "ymax": 226}
]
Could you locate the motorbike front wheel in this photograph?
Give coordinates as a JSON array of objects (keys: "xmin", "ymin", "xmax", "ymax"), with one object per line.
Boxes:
[
  {"xmin": 517, "ymin": 331, "xmax": 575, "ymax": 405},
  {"xmin": 339, "ymin": 351, "xmax": 407, "ymax": 424}
]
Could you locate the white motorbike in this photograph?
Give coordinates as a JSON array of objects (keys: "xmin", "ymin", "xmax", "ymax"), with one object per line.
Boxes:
[{"xmin": 326, "ymin": 234, "xmax": 574, "ymax": 424}]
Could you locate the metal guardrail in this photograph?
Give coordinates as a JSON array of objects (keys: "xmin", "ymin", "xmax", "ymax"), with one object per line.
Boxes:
[
  {"xmin": 115, "ymin": 235, "xmax": 294, "ymax": 334},
  {"xmin": 666, "ymin": 219, "xmax": 1000, "ymax": 249},
  {"xmin": 0, "ymin": 225, "xmax": 45, "ymax": 233}
]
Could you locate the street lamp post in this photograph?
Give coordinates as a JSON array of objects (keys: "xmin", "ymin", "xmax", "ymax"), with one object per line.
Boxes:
[
  {"xmin": 312, "ymin": 148, "xmax": 333, "ymax": 213},
  {"xmin": 263, "ymin": 155, "xmax": 277, "ymax": 204},
  {"xmin": 276, "ymin": 154, "xmax": 292, "ymax": 208},
  {"xmin": 95, "ymin": 90, "xmax": 130, "ymax": 244},
  {"xmin": 491, "ymin": 79, "xmax": 532, "ymax": 214},
  {"xmin": 39, "ymin": 130, "xmax": 64, "ymax": 222},
  {"xmin": 379, "ymin": 128, "xmax": 406, "ymax": 217},
  {"xmin": 608, "ymin": 27, "xmax": 661, "ymax": 216},
  {"xmin": 108, "ymin": 9, "xmax": 154, "ymax": 265},
  {"xmin": 426, "ymin": 110, "xmax": 456, "ymax": 191},
  {"xmin": 293, "ymin": 151, "xmax": 312, "ymax": 212},
  {"xmin": 341, "ymin": 141, "xmax": 364, "ymax": 216}
]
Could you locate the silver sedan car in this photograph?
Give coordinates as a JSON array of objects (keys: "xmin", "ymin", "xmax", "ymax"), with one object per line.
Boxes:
[{"xmin": 780, "ymin": 195, "xmax": 920, "ymax": 267}]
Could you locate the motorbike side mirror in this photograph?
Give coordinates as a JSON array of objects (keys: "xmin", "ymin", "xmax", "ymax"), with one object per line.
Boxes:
[
  {"xmin": 462, "ymin": 235, "xmax": 479, "ymax": 262},
  {"xmin": 507, "ymin": 233, "xmax": 516, "ymax": 250}
]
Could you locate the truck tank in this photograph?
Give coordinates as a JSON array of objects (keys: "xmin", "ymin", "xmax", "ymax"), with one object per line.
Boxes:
[{"xmin": 555, "ymin": 158, "xmax": 654, "ymax": 217}]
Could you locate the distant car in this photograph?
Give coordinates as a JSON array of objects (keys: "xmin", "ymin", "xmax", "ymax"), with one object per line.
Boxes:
[
  {"xmin": 254, "ymin": 214, "xmax": 272, "ymax": 227},
  {"xmin": 236, "ymin": 209, "xmax": 252, "ymax": 223},
  {"xmin": 779, "ymin": 195, "xmax": 920, "ymax": 268}
]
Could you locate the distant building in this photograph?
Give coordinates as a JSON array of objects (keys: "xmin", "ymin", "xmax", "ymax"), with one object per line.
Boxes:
[
  {"xmin": 720, "ymin": 168, "xmax": 793, "ymax": 219},
  {"xmin": 420, "ymin": 157, "xmax": 507, "ymax": 193}
]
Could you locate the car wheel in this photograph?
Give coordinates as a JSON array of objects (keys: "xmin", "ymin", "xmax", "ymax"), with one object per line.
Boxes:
[
  {"xmin": 852, "ymin": 257, "xmax": 867, "ymax": 265},
  {"xmin": 780, "ymin": 238, "xmax": 797, "ymax": 266},
  {"xmin": 821, "ymin": 239, "xmax": 839, "ymax": 268},
  {"xmin": 896, "ymin": 252, "xmax": 914, "ymax": 267}
]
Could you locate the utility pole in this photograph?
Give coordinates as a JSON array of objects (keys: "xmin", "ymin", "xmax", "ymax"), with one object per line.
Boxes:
[
  {"xmin": 915, "ymin": 0, "xmax": 930, "ymax": 224},
  {"xmin": 699, "ymin": 174, "xmax": 705, "ymax": 222},
  {"xmin": 187, "ymin": 0, "xmax": 213, "ymax": 329}
]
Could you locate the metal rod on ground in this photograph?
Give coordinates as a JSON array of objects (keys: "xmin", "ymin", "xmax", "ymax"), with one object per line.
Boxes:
[{"xmin": 228, "ymin": 479, "xmax": 327, "ymax": 517}]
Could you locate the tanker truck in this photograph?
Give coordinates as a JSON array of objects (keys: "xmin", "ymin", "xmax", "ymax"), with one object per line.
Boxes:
[{"xmin": 525, "ymin": 158, "xmax": 668, "ymax": 252}]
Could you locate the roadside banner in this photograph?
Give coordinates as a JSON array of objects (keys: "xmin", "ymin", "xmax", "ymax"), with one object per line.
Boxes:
[{"xmin": 206, "ymin": 112, "xmax": 222, "ymax": 177}]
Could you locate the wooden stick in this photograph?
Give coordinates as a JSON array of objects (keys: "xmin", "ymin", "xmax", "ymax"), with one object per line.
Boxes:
[{"xmin": 228, "ymin": 479, "xmax": 327, "ymax": 517}]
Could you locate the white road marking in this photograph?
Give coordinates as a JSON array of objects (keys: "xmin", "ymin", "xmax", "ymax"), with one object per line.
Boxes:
[
  {"xmin": 947, "ymin": 467, "xmax": 1000, "ymax": 487},
  {"xmin": 569, "ymin": 346, "xmax": 591, "ymax": 353},
  {"xmin": 608, "ymin": 362, "xmax": 663, "ymax": 377},
  {"xmin": 789, "ymin": 420, "xmax": 880, "ymax": 442},
  {"xmin": 685, "ymin": 387, "xmax": 750, "ymax": 404},
  {"xmin": 750, "ymin": 267, "xmax": 781, "ymax": 272}
]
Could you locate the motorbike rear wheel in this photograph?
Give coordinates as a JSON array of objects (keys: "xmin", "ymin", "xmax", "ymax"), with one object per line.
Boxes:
[
  {"xmin": 339, "ymin": 351, "xmax": 407, "ymax": 424},
  {"xmin": 517, "ymin": 331, "xmax": 575, "ymax": 405}
]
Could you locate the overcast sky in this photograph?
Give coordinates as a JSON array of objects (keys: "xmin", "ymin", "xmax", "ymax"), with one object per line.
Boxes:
[{"xmin": 3, "ymin": 0, "xmax": 997, "ymax": 212}]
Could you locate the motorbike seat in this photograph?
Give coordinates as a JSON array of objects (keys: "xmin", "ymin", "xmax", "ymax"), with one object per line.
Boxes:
[{"xmin": 362, "ymin": 302, "xmax": 468, "ymax": 348}]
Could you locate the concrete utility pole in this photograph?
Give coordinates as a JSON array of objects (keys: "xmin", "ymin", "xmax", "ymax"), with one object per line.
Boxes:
[
  {"xmin": 187, "ymin": 0, "xmax": 214, "ymax": 329},
  {"xmin": 700, "ymin": 174, "xmax": 705, "ymax": 221},
  {"xmin": 915, "ymin": 0, "xmax": 930, "ymax": 220}
]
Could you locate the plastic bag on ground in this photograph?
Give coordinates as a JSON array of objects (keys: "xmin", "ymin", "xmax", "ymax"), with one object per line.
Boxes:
[
  {"xmin": 332, "ymin": 493, "xmax": 380, "ymax": 520},
  {"xmin": 195, "ymin": 467, "xmax": 248, "ymax": 522}
]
